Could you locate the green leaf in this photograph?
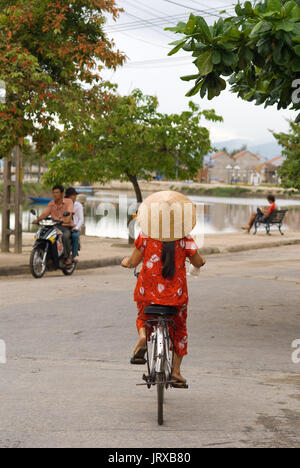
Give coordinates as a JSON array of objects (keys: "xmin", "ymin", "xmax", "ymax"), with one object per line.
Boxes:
[
  {"xmin": 168, "ymin": 39, "xmax": 187, "ymax": 56},
  {"xmin": 165, "ymin": 22, "xmax": 186, "ymax": 33},
  {"xmin": 249, "ymin": 21, "xmax": 273, "ymax": 37},
  {"xmin": 291, "ymin": 6, "xmax": 300, "ymax": 20},
  {"xmin": 294, "ymin": 44, "xmax": 300, "ymax": 56},
  {"xmin": 213, "ymin": 18, "xmax": 224, "ymax": 37},
  {"xmin": 292, "ymin": 22, "xmax": 300, "ymax": 35},
  {"xmin": 273, "ymin": 42, "xmax": 284, "ymax": 64},
  {"xmin": 221, "ymin": 51, "xmax": 237, "ymax": 67},
  {"xmin": 244, "ymin": 1, "xmax": 253, "ymax": 15},
  {"xmin": 283, "ymin": 1, "xmax": 297, "ymax": 15},
  {"xmin": 292, "ymin": 56, "xmax": 300, "ymax": 71},
  {"xmin": 194, "ymin": 50, "xmax": 213, "ymax": 76},
  {"xmin": 212, "ymin": 50, "xmax": 221, "ymax": 64},
  {"xmin": 185, "ymin": 81, "xmax": 203, "ymax": 97},
  {"xmin": 235, "ymin": 3, "xmax": 244, "ymax": 16},
  {"xmin": 244, "ymin": 47, "xmax": 254, "ymax": 63},
  {"xmin": 195, "ymin": 16, "xmax": 212, "ymax": 43},
  {"xmin": 186, "ymin": 14, "xmax": 196, "ymax": 35},
  {"xmin": 180, "ymin": 74, "xmax": 200, "ymax": 82},
  {"xmin": 276, "ymin": 20, "xmax": 295, "ymax": 32},
  {"xmin": 267, "ymin": 0, "xmax": 282, "ymax": 12}
]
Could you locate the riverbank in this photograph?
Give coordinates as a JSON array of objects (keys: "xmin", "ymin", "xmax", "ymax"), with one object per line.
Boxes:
[
  {"xmin": 0, "ymin": 180, "xmax": 299, "ymax": 203},
  {"xmin": 93, "ymin": 180, "xmax": 300, "ymax": 200},
  {"xmin": 0, "ymin": 182, "xmax": 51, "ymax": 205},
  {"xmin": 1, "ymin": 230, "xmax": 300, "ymax": 277}
]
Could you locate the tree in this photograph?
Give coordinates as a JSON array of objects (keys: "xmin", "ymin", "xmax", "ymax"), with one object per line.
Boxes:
[
  {"xmin": 157, "ymin": 103, "xmax": 223, "ymax": 182},
  {"xmin": 273, "ymin": 121, "xmax": 300, "ymax": 188},
  {"xmin": 166, "ymin": 0, "xmax": 300, "ymax": 121},
  {"xmin": 0, "ymin": 0, "xmax": 125, "ymax": 158},
  {"xmin": 43, "ymin": 87, "xmax": 222, "ymax": 202}
]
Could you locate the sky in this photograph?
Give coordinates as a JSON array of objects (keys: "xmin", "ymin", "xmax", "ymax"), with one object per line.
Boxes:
[{"xmin": 102, "ymin": 0, "xmax": 295, "ymax": 146}]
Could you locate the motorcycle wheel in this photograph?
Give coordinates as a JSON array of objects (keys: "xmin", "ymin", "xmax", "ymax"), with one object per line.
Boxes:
[
  {"xmin": 30, "ymin": 247, "xmax": 47, "ymax": 279},
  {"xmin": 62, "ymin": 262, "xmax": 76, "ymax": 276}
]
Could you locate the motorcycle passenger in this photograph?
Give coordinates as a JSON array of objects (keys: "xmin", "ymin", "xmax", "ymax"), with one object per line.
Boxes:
[
  {"xmin": 65, "ymin": 187, "xmax": 84, "ymax": 261},
  {"xmin": 34, "ymin": 185, "xmax": 74, "ymax": 265}
]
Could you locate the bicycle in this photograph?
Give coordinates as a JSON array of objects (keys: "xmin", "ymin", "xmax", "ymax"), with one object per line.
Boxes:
[{"xmin": 134, "ymin": 269, "xmax": 187, "ymax": 426}]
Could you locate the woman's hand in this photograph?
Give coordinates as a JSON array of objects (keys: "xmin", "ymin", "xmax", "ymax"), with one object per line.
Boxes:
[
  {"xmin": 121, "ymin": 249, "xmax": 143, "ymax": 269},
  {"xmin": 121, "ymin": 257, "xmax": 131, "ymax": 268},
  {"xmin": 190, "ymin": 253, "xmax": 206, "ymax": 269}
]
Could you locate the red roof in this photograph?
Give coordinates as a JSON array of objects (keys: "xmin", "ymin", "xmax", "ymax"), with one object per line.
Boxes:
[
  {"xmin": 269, "ymin": 156, "xmax": 282, "ymax": 164},
  {"xmin": 233, "ymin": 150, "xmax": 259, "ymax": 160},
  {"xmin": 211, "ymin": 151, "xmax": 228, "ymax": 160}
]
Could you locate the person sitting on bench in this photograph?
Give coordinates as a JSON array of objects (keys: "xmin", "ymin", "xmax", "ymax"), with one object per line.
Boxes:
[{"xmin": 241, "ymin": 195, "xmax": 277, "ymax": 234}]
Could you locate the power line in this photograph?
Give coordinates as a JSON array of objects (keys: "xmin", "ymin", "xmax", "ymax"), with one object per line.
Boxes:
[
  {"xmin": 105, "ymin": 6, "xmax": 235, "ymax": 33},
  {"xmin": 118, "ymin": 31, "xmax": 170, "ymax": 49},
  {"xmin": 162, "ymin": 0, "xmax": 225, "ymax": 16},
  {"xmin": 122, "ymin": 56, "xmax": 193, "ymax": 68},
  {"xmin": 122, "ymin": 10, "xmax": 173, "ymax": 39}
]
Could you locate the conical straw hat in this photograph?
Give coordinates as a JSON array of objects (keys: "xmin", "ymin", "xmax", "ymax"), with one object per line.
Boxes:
[{"xmin": 137, "ymin": 190, "xmax": 196, "ymax": 242}]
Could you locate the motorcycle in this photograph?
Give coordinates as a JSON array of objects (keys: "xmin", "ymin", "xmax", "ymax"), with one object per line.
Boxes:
[{"xmin": 30, "ymin": 209, "xmax": 77, "ymax": 279}]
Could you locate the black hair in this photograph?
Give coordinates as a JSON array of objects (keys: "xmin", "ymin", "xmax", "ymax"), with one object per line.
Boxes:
[
  {"xmin": 267, "ymin": 194, "xmax": 275, "ymax": 203},
  {"xmin": 162, "ymin": 241, "xmax": 176, "ymax": 279},
  {"xmin": 52, "ymin": 184, "xmax": 64, "ymax": 193},
  {"xmin": 65, "ymin": 187, "xmax": 77, "ymax": 198}
]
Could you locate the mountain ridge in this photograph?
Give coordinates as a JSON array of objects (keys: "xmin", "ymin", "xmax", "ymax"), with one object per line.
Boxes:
[{"xmin": 212, "ymin": 139, "xmax": 282, "ymax": 159}]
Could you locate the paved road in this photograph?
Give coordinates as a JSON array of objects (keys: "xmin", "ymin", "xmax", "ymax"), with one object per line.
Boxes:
[{"xmin": 0, "ymin": 245, "xmax": 300, "ymax": 448}]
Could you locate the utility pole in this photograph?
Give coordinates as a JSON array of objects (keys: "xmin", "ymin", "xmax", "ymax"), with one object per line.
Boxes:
[{"xmin": 1, "ymin": 146, "xmax": 23, "ymax": 253}]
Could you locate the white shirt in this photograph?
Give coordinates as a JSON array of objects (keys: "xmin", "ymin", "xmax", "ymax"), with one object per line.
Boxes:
[{"xmin": 73, "ymin": 201, "xmax": 84, "ymax": 231}]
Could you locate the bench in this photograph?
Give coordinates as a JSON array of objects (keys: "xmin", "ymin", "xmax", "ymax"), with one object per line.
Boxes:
[{"xmin": 253, "ymin": 209, "xmax": 288, "ymax": 236}]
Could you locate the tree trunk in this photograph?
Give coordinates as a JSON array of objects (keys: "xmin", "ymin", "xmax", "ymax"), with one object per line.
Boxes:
[
  {"xmin": 126, "ymin": 173, "xmax": 143, "ymax": 203},
  {"xmin": 126, "ymin": 173, "xmax": 143, "ymax": 244}
]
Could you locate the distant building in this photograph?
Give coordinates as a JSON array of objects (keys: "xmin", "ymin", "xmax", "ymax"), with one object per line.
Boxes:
[
  {"xmin": 269, "ymin": 155, "xmax": 285, "ymax": 168},
  {"xmin": 195, "ymin": 167, "xmax": 209, "ymax": 183},
  {"xmin": 197, "ymin": 149, "xmax": 283, "ymax": 186},
  {"xmin": 208, "ymin": 151, "xmax": 233, "ymax": 183},
  {"xmin": 231, "ymin": 150, "xmax": 261, "ymax": 184},
  {"xmin": 253, "ymin": 156, "xmax": 285, "ymax": 185},
  {"xmin": 232, "ymin": 150, "xmax": 260, "ymax": 167}
]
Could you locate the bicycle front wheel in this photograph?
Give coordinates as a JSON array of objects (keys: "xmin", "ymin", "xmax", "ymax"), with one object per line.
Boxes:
[{"xmin": 156, "ymin": 372, "xmax": 165, "ymax": 426}]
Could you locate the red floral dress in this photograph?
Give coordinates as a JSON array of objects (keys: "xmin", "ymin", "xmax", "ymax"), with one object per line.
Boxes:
[{"xmin": 134, "ymin": 232, "xmax": 198, "ymax": 356}]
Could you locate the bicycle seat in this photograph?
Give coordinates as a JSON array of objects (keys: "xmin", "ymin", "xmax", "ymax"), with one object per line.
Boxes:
[{"xmin": 145, "ymin": 305, "xmax": 177, "ymax": 317}]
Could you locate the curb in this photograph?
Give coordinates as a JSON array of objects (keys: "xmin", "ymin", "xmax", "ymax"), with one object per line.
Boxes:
[
  {"xmin": 0, "ymin": 239, "xmax": 299, "ymax": 277},
  {"xmin": 0, "ymin": 256, "xmax": 125, "ymax": 277},
  {"xmin": 201, "ymin": 238, "xmax": 300, "ymax": 256}
]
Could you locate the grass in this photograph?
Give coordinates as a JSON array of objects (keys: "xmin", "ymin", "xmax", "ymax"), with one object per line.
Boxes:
[{"xmin": 180, "ymin": 185, "xmax": 252, "ymax": 197}]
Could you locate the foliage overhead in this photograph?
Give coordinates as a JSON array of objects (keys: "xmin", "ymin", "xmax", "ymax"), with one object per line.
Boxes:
[
  {"xmin": 166, "ymin": 0, "xmax": 300, "ymax": 121},
  {"xmin": 0, "ymin": 0, "xmax": 125, "ymax": 158},
  {"xmin": 43, "ymin": 86, "xmax": 223, "ymax": 201},
  {"xmin": 273, "ymin": 121, "xmax": 300, "ymax": 188}
]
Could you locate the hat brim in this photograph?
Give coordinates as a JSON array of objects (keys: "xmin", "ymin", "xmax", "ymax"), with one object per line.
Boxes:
[{"xmin": 137, "ymin": 191, "xmax": 197, "ymax": 242}]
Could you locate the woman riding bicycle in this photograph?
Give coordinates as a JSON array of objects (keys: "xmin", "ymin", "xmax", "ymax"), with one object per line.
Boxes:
[{"xmin": 121, "ymin": 191, "xmax": 206, "ymax": 389}]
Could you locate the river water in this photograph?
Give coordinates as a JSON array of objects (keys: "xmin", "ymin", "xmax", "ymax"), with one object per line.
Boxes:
[{"xmin": 2, "ymin": 191, "xmax": 300, "ymax": 239}]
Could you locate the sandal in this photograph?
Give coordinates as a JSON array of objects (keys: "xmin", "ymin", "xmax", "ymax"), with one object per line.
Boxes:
[
  {"xmin": 170, "ymin": 377, "xmax": 189, "ymax": 389},
  {"xmin": 130, "ymin": 348, "xmax": 147, "ymax": 365}
]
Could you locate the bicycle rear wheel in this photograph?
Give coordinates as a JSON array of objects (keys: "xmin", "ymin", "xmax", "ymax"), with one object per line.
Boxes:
[{"xmin": 156, "ymin": 372, "xmax": 165, "ymax": 426}]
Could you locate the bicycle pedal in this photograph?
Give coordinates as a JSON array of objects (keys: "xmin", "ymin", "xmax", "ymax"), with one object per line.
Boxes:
[{"xmin": 142, "ymin": 374, "xmax": 152, "ymax": 389}]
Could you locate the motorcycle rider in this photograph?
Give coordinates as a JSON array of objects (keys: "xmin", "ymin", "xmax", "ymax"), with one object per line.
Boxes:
[
  {"xmin": 65, "ymin": 187, "xmax": 84, "ymax": 261},
  {"xmin": 33, "ymin": 185, "xmax": 74, "ymax": 265}
]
